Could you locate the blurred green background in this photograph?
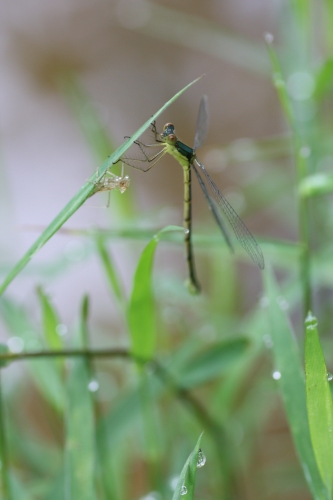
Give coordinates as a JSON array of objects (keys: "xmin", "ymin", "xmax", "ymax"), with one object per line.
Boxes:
[{"xmin": 1, "ymin": 1, "xmax": 333, "ymax": 499}]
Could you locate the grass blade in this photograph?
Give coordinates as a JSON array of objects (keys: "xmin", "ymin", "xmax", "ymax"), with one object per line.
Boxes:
[
  {"xmin": 305, "ymin": 312, "xmax": 333, "ymax": 498},
  {"xmin": 0, "ymin": 77, "xmax": 202, "ymax": 296},
  {"xmin": 36, "ymin": 286, "xmax": 63, "ymax": 350},
  {"xmin": 127, "ymin": 225, "xmax": 183, "ymax": 360},
  {"xmin": 64, "ymin": 299, "xmax": 95, "ymax": 500},
  {"xmin": 264, "ymin": 265, "xmax": 326, "ymax": 500},
  {"xmin": 172, "ymin": 433, "xmax": 204, "ymax": 500},
  {"xmin": 0, "ymin": 298, "xmax": 65, "ymax": 412}
]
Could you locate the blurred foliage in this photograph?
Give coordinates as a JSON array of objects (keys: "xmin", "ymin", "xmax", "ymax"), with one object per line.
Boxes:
[{"xmin": 1, "ymin": 2, "xmax": 333, "ymax": 500}]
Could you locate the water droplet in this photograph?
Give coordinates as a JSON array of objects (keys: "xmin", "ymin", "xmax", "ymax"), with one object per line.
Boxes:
[
  {"xmin": 184, "ymin": 228, "xmax": 190, "ymax": 235},
  {"xmin": 88, "ymin": 380, "xmax": 99, "ymax": 392},
  {"xmin": 180, "ymin": 485, "xmax": 187, "ymax": 496},
  {"xmin": 197, "ymin": 448, "xmax": 206, "ymax": 468},
  {"xmin": 7, "ymin": 337, "xmax": 24, "ymax": 353},
  {"xmin": 264, "ymin": 32, "xmax": 274, "ymax": 43},
  {"xmin": 56, "ymin": 323, "xmax": 67, "ymax": 336},
  {"xmin": 276, "ymin": 295, "xmax": 289, "ymax": 310},
  {"xmin": 272, "ymin": 370, "xmax": 281, "ymax": 380},
  {"xmin": 287, "ymin": 71, "xmax": 315, "ymax": 101},
  {"xmin": 263, "ymin": 334, "xmax": 273, "ymax": 349},
  {"xmin": 305, "ymin": 312, "xmax": 318, "ymax": 329},
  {"xmin": 327, "ymin": 373, "xmax": 333, "ymax": 382},
  {"xmin": 259, "ymin": 296, "xmax": 270, "ymax": 308}
]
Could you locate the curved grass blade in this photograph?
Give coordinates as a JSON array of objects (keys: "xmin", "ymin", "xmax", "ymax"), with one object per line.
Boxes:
[
  {"xmin": 127, "ymin": 225, "xmax": 183, "ymax": 360},
  {"xmin": 172, "ymin": 433, "xmax": 204, "ymax": 500},
  {"xmin": 305, "ymin": 313, "xmax": 333, "ymax": 497},
  {"xmin": 0, "ymin": 77, "xmax": 202, "ymax": 296},
  {"xmin": 264, "ymin": 265, "xmax": 325, "ymax": 500},
  {"xmin": 65, "ymin": 297, "xmax": 95, "ymax": 500}
]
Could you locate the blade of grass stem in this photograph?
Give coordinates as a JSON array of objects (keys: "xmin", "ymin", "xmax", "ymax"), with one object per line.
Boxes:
[
  {"xmin": 127, "ymin": 225, "xmax": 183, "ymax": 361},
  {"xmin": 172, "ymin": 433, "xmax": 204, "ymax": 500},
  {"xmin": 264, "ymin": 264, "xmax": 325, "ymax": 500},
  {"xmin": 305, "ymin": 313, "xmax": 333, "ymax": 498},
  {"xmin": 265, "ymin": 34, "xmax": 312, "ymax": 315},
  {"xmin": 0, "ymin": 77, "xmax": 202, "ymax": 296}
]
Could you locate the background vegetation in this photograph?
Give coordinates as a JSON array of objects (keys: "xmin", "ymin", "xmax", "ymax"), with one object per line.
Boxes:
[{"xmin": 1, "ymin": 1, "xmax": 333, "ymax": 499}]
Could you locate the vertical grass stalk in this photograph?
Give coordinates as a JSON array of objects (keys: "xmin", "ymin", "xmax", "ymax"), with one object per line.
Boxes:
[{"xmin": 265, "ymin": 35, "xmax": 312, "ymax": 314}]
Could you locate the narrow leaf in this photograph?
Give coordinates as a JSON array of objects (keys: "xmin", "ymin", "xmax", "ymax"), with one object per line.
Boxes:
[
  {"xmin": 305, "ymin": 312, "xmax": 333, "ymax": 497},
  {"xmin": 264, "ymin": 265, "xmax": 325, "ymax": 500},
  {"xmin": 36, "ymin": 286, "xmax": 63, "ymax": 350},
  {"xmin": 0, "ymin": 77, "xmax": 202, "ymax": 296},
  {"xmin": 127, "ymin": 225, "xmax": 183, "ymax": 360},
  {"xmin": 172, "ymin": 433, "xmax": 204, "ymax": 500},
  {"xmin": 65, "ymin": 358, "xmax": 95, "ymax": 500},
  {"xmin": 65, "ymin": 299, "xmax": 95, "ymax": 500},
  {"xmin": 96, "ymin": 237, "xmax": 124, "ymax": 305},
  {"xmin": 0, "ymin": 298, "xmax": 64, "ymax": 411}
]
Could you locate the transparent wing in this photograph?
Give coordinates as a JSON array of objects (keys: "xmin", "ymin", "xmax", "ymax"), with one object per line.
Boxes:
[
  {"xmin": 192, "ymin": 162, "xmax": 234, "ymax": 252},
  {"xmin": 115, "ymin": 130, "xmax": 166, "ymax": 172},
  {"xmin": 194, "ymin": 158, "xmax": 265, "ymax": 269},
  {"xmin": 193, "ymin": 95, "xmax": 209, "ymax": 151}
]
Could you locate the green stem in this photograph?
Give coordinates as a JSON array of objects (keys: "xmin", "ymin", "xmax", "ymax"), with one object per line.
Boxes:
[
  {"xmin": 265, "ymin": 37, "xmax": 312, "ymax": 315},
  {"xmin": 296, "ymin": 145, "xmax": 312, "ymax": 314}
]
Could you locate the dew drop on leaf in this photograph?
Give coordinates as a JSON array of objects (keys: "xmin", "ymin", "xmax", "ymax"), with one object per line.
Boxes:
[{"xmin": 197, "ymin": 448, "xmax": 206, "ymax": 468}]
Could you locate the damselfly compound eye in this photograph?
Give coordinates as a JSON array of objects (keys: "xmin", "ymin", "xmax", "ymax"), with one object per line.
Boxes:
[{"xmin": 163, "ymin": 122, "xmax": 174, "ymax": 131}]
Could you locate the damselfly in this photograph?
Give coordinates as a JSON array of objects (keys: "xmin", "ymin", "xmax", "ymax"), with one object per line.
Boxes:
[
  {"xmin": 90, "ymin": 165, "xmax": 130, "ymax": 207},
  {"xmin": 117, "ymin": 96, "xmax": 264, "ymax": 293}
]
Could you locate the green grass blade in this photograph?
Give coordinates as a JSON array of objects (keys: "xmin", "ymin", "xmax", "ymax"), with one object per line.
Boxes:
[
  {"xmin": 36, "ymin": 286, "xmax": 63, "ymax": 350},
  {"xmin": 264, "ymin": 265, "xmax": 326, "ymax": 500},
  {"xmin": 95, "ymin": 236, "xmax": 125, "ymax": 306},
  {"xmin": 64, "ymin": 301, "xmax": 95, "ymax": 500},
  {"xmin": 65, "ymin": 358, "xmax": 95, "ymax": 500},
  {"xmin": 305, "ymin": 312, "xmax": 333, "ymax": 498},
  {"xmin": 0, "ymin": 77, "xmax": 201, "ymax": 296},
  {"xmin": 172, "ymin": 433, "xmax": 204, "ymax": 500},
  {"xmin": 127, "ymin": 225, "xmax": 183, "ymax": 360},
  {"xmin": 265, "ymin": 35, "xmax": 298, "ymax": 135},
  {"xmin": 57, "ymin": 72, "xmax": 116, "ymax": 162},
  {"xmin": 0, "ymin": 298, "xmax": 65, "ymax": 412}
]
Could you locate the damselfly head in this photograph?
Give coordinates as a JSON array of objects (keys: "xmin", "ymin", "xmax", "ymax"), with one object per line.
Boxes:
[{"xmin": 162, "ymin": 122, "xmax": 175, "ymax": 138}]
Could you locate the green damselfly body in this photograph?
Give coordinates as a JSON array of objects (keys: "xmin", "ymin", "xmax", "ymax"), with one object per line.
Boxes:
[{"xmin": 118, "ymin": 96, "xmax": 264, "ymax": 293}]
